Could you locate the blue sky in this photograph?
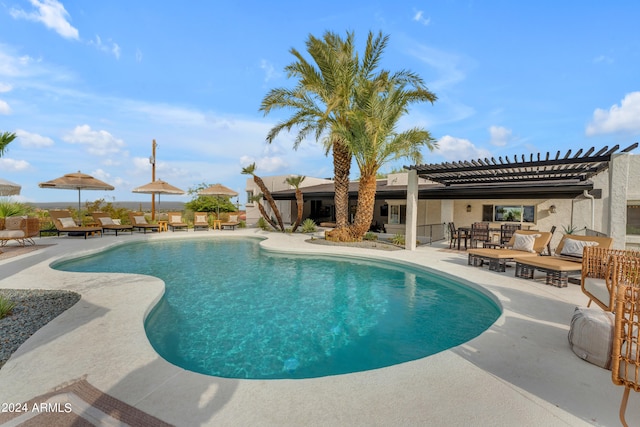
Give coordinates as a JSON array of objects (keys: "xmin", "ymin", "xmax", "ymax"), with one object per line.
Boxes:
[{"xmin": 1, "ymin": 1, "xmax": 639, "ymax": 205}]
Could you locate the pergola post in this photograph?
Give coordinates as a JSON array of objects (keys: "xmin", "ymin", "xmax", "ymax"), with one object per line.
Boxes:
[{"xmin": 405, "ymin": 169, "xmax": 418, "ymax": 251}]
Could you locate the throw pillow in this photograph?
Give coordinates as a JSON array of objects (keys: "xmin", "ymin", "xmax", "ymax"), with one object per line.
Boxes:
[
  {"xmin": 196, "ymin": 215, "xmax": 207, "ymax": 223},
  {"xmin": 229, "ymin": 215, "xmax": 238, "ymax": 222},
  {"xmin": 170, "ymin": 215, "xmax": 182, "ymax": 223},
  {"xmin": 512, "ymin": 233, "xmax": 540, "ymax": 253},
  {"xmin": 134, "ymin": 215, "xmax": 147, "ymax": 224},
  {"xmin": 98, "ymin": 217, "xmax": 114, "ymax": 225},
  {"xmin": 59, "ymin": 217, "xmax": 77, "ymax": 228},
  {"xmin": 112, "ymin": 219, "xmax": 121, "ymax": 225},
  {"xmin": 560, "ymin": 238, "xmax": 599, "ymax": 259},
  {"xmin": 5, "ymin": 216, "xmax": 24, "ymax": 230}
]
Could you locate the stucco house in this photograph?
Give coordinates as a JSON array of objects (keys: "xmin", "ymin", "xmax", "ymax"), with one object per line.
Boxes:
[{"xmin": 249, "ymin": 144, "xmax": 639, "ymax": 250}]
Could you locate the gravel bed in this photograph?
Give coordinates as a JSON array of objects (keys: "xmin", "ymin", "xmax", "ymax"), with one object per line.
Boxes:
[{"xmin": 0, "ymin": 289, "xmax": 81, "ymax": 369}]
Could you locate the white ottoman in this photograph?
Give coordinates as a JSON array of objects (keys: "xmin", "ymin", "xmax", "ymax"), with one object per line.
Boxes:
[{"xmin": 568, "ymin": 306, "xmax": 615, "ymax": 370}]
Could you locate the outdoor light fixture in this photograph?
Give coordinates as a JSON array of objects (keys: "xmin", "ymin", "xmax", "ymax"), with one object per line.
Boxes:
[
  {"xmin": 466, "ymin": 204, "xmax": 472, "ymax": 212},
  {"xmin": 549, "ymin": 205, "xmax": 557, "ymax": 214}
]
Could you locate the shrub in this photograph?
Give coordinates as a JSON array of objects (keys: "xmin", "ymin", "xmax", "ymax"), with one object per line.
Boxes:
[
  {"xmin": 257, "ymin": 217, "xmax": 270, "ymax": 231},
  {"xmin": 0, "ymin": 295, "xmax": 16, "ymax": 319},
  {"xmin": 363, "ymin": 232, "xmax": 378, "ymax": 241},
  {"xmin": 390, "ymin": 234, "xmax": 405, "ymax": 245},
  {"xmin": 0, "ymin": 199, "xmax": 32, "ymax": 218},
  {"xmin": 300, "ymin": 218, "xmax": 317, "ymax": 233},
  {"xmin": 238, "ymin": 220, "xmax": 246, "ymax": 228}
]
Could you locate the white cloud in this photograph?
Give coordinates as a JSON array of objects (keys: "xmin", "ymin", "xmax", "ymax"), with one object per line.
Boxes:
[
  {"xmin": 413, "ymin": 10, "xmax": 431, "ymax": 26},
  {"xmin": 260, "ymin": 59, "xmax": 279, "ymax": 82},
  {"xmin": 62, "ymin": 124, "xmax": 125, "ymax": 156},
  {"xmin": 15, "ymin": 129, "xmax": 55, "ymax": 147},
  {"xmin": 88, "ymin": 35, "xmax": 121, "ymax": 59},
  {"xmin": 435, "ymin": 135, "xmax": 491, "ymax": 161},
  {"xmin": 239, "ymin": 154, "xmax": 288, "ymax": 173},
  {"xmin": 406, "ymin": 42, "xmax": 467, "ymax": 91},
  {"xmin": 586, "ymin": 92, "xmax": 640, "ymax": 136},
  {"xmin": 0, "ymin": 83, "xmax": 12, "ymax": 93},
  {"xmin": 0, "ymin": 158, "xmax": 30, "ymax": 171},
  {"xmin": 0, "ymin": 99, "xmax": 11, "ymax": 115},
  {"xmin": 10, "ymin": 0, "xmax": 79, "ymax": 40},
  {"xmin": 136, "ymin": 49, "xmax": 143, "ymax": 63},
  {"xmin": 593, "ymin": 55, "xmax": 613, "ymax": 64},
  {"xmin": 489, "ymin": 126, "xmax": 513, "ymax": 147}
]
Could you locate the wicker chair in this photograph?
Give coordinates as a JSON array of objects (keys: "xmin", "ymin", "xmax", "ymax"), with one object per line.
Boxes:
[
  {"xmin": 0, "ymin": 216, "xmax": 40, "ymax": 246},
  {"xmin": 611, "ymin": 254, "xmax": 640, "ymax": 426},
  {"xmin": 582, "ymin": 247, "xmax": 640, "ymax": 311}
]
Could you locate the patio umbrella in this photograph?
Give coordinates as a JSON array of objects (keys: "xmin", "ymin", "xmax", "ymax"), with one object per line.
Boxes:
[
  {"xmin": 0, "ymin": 178, "xmax": 21, "ymax": 196},
  {"xmin": 198, "ymin": 183, "xmax": 238, "ymax": 216},
  {"xmin": 39, "ymin": 171, "xmax": 114, "ymax": 214},
  {"xmin": 132, "ymin": 179, "xmax": 185, "ymax": 218}
]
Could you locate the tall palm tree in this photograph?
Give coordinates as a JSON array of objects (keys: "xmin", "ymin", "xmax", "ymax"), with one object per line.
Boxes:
[
  {"xmin": 285, "ymin": 175, "xmax": 306, "ymax": 232},
  {"xmin": 0, "ymin": 132, "xmax": 17, "ymax": 157},
  {"xmin": 335, "ymin": 77, "xmax": 437, "ymax": 239},
  {"xmin": 260, "ymin": 31, "xmax": 390, "ymax": 240},
  {"xmin": 241, "ymin": 163, "xmax": 284, "ymax": 231}
]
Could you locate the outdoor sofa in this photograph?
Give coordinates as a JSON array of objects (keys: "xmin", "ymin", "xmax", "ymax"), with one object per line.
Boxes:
[
  {"xmin": 0, "ymin": 216, "xmax": 40, "ymax": 247},
  {"xmin": 467, "ymin": 230, "xmax": 552, "ymax": 272},
  {"xmin": 513, "ymin": 234, "xmax": 613, "ymax": 287},
  {"xmin": 48, "ymin": 210, "xmax": 102, "ymax": 239}
]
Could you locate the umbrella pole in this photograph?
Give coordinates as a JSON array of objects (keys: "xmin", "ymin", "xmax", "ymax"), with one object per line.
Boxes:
[{"xmin": 78, "ymin": 188, "xmax": 82, "ymax": 224}]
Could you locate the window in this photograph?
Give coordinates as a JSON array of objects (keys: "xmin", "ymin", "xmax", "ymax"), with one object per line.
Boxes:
[
  {"xmin": 246, "ymin": 190, "xmax": 254, "ymax": 204},
  {"xmin": 390, "ymin": 205, "xmax": 401, "ymax": 224},
  {"xmin": 628, "ymin": 204, "xmax": 640, "ymax": 235},
  {"xmin": 482, "ymin": 205, "xmax": 536, "ymax": 223}
]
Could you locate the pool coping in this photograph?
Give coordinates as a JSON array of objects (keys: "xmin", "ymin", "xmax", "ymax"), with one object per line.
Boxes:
[{"xmin": 0, "ymin": 229, "xmax": 636, "ymax": 426}]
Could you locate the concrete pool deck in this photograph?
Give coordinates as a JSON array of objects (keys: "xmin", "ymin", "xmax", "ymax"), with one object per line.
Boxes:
[{"xmin": 0, "ymin": 229, "xmax": 638, "ymax": 426}]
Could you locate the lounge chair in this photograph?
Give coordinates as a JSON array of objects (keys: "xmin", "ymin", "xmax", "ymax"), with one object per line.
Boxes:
[
  {"xmin": 91, "ymin": 212, "xmax": 133, "ymax": 236},
  {"xmin": 611, "ymin": 258, "xmax": 640, "ymax": 426},
  {"xmin": 193, "ymin": 212, "xmax": 209, "ymax": 231},
  {"xmin": 467, "ymin": 230, "xmax": 552, "ymax": 272},
  {"xmin": 581, "ymin": 247, "xmax": 640, "ymax": 311},
  {"xmin": 48, "ymin": 210, "xmax": 102, "ymax": 239},
  {"xmin": 128, "ymin": 212, "xmax": 159, "ymax": 233},
  {"xmin": 0, "ymin": 216, "xmax": 40, "ymax": 246},
  {"xmin": 221, "ymin": 214, "xmax": 240, "ymax": 230},
  {"xmin": 168, "ymin": 212, "xmax": 188, "ymax": 231},
  {"xmin": 513, "ymin": 234, "xmax": 613, "ymax": 287}
]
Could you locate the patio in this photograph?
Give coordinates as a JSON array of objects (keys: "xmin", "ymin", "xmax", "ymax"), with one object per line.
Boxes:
[{"xmin": 0, "ymin": 230, "xmax": 638, "ymax": 426}]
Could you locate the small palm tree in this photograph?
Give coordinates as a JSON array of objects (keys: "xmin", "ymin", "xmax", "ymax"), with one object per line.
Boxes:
[
  {"xmin": 242, "ymin": 163, "xmax": 284, "ymax": 231},
  {"xmin": 0, "ymin": 132, "xmax": 17, "ymax": 157},
  {"xmin": 285, "ymin": 175, "xmax": 306, "ymax": 232},
  {"xmin": 250, "ymin": 194, "xmax": 279, "ymax": 230}
]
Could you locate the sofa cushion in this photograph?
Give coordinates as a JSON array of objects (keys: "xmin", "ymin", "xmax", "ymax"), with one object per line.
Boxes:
[
  {"xmin": 583, "ymin": 277, "xmax": 609, "ymax": 309},
  {"xmin": 561, "ymin": 238, "xmax": 599, "ymax": 259},
  {"xmin": 568, "ymin": 306, "xmax": 614, "ymax": 369},
  {"xmin": 512, "ymin": 233, "xmax": 539, "ymax": 253},
  {"xmin": 0, "ymin": 230, "xmax": 25, "ymax": 239}
]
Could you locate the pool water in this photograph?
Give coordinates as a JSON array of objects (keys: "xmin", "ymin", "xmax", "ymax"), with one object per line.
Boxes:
[{"xmin": 54, "ymin": 238, "xmax": 501, "ymax": 379}]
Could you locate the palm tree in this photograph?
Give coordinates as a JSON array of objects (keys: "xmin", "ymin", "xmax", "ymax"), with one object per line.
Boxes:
[
  {"xmin": 335, "ymin": 77, "xmax": 437, "ymax": 239},
  {"xmin": 285, "ymin": 175, "xmax": 306, "ymax": 232},
  {"xmin": 260, "ymin": 31, "xmax": 390, "ymax": 240},
  {"xmin": 0, "ymin": 132, "xmax": 17, "ymax": 157},
  {"xmin": 241, "ymin": 163, "xmax": 284, "ymax": 231},
  {"xmin": 250, "ymin": 194, "xmax": 279, "ymax": 230}
]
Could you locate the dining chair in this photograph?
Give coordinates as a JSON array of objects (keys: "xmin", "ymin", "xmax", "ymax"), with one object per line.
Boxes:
[
  {"xmin": 470, "ymin": 222, "xmax": 490, "ymax": 248},
  {"xmin": 500, "ymin": 223, "xmax": 521, "ymax": 246},
  {"xmin": 448, "ymin": 222, "xmax": 459, "ymax": 249}
]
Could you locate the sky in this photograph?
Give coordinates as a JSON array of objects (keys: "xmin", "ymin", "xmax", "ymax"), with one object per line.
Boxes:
[{"xmin": 0, "ymin": 1, "xmax": 639, "ymax": 205}]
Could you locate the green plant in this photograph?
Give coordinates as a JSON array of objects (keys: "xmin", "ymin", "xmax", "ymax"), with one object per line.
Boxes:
[
  {"xmin": 0, "ymin": 199, "xmax": 32, "ymax": 218},
  {"xmin": 257, "ymin": 217, "xmax": 270, "ymax": 231},
  {"xmin": 0, "ymin": 295, "xmax": 16, "ymax": 319},
  {"xmin": 390, "ymin": 233, "xmax": 405, "ymax": 245},
  {"xmin": 562, "ymin": 224, "xmax": 578, "ymax": 235},
  {"xmin": 363, "ymin": 231, "xmax": 378, "ymax": 241},
  {"xmin": 238, "ymin": 220, "xmax": 246, "ymax": 229},
  {"xmin": 300, "ymin": 218, "xmax": 317, "ymax": 233}
]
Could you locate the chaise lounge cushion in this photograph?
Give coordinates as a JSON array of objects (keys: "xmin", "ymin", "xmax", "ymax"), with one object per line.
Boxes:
[
  {"xmin": 58, "ymin": 217, "xmax": 77, "ymax": 228},
  {"xmin": 134, "ymin": 215, "xmax": 147, "ymax": 224},
  {"xmin": 98, "ymin": 217, "xmax": 114, "ymax": 225},
  {"xmin": 568, "ymin": 306, "xmax": 614, "ymax": 369}
]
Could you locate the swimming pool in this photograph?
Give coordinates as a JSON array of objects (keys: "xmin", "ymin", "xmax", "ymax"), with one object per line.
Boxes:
[{"xmin": 54, "ymin": 237, "xmax": 501, "ymax": 379}]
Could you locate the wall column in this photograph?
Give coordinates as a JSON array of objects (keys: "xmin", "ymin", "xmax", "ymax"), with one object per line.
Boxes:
[
  {"xmin": 609, "ymin": 153, "xmax": 630, "ymax": 249},
  {"xmin": 405, "ymin": 169, "xmax": 418, "ymax": 250}
]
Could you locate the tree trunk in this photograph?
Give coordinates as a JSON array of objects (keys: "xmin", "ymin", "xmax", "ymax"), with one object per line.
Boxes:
[
  {"xmin": 349, "ymin": 172, "xmax": 378, "ymax": 240},
  {"xmin": 332, "ymin": 138, "xmax": 351, "ymax": 230},
  {"xmin": 257, "ymin": 201, "xmax": 279, "ymax": 230},
  {"xmin": 291, "ymin": 188, "xmax": 303, "ymax": 232},
  {"xmin": 253, "ymin": 175, "xmax": 285, "ymax": 231}
]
